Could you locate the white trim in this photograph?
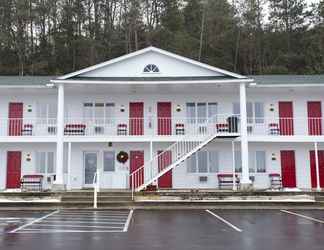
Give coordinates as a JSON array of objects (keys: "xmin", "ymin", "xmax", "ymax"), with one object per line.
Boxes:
[
  {"xmin": 51, "ymin": 79, "xmax": 253, "ymax": 85},
  {"xmin": 56, "ymin": 47, "xmax": 248, "ymax": 80}
]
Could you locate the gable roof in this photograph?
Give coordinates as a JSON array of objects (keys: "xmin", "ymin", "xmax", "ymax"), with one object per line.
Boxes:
[
  {"xmin": 250, "ymin": 75, "xmax": 324, "ymax": 87},
  {"xmin": 54, "ymin": 46, "xmax": 249, "ymax": 83}
]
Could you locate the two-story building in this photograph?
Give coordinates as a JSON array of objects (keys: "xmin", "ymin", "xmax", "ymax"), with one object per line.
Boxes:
[{"xmin": 0, "ymin": 47, "xmax": 323, "ymax": 192}]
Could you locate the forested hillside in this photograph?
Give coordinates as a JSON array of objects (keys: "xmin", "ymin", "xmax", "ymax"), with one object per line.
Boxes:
[{"xmin": 0, "ymin": 0, "xmax": 323, "ymax": 75}]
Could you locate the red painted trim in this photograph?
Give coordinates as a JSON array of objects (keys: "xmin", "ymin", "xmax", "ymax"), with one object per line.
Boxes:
[
  {"xmin": 279, "ymin": 102, "xmax": 294, "ymax": 135},
  {"xmin": 8, "ymin": 102, "xmax": 23, "ymax": 136},
  {"xmin": 307, "ymin": 101, "xmax": 322, "ymax": 135},
  {"xmin": 157, "ymin": 102, "xmax": 172, "ymax": 135},
  {"xmin": 129, "ymin": 102, "xmax": 144, "ymax": 135}
]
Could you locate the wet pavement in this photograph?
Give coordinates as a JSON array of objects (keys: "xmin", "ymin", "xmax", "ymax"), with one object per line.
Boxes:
[{"xmin": 0, "ymin": 209, "xmax": 323, "ymax": 250}]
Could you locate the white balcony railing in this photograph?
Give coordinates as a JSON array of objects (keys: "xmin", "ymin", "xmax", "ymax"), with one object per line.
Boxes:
[
  {"xmin": 64, "ymin": 115, "xmax": 240, "ymax": 137},
  {"xmin": 247, "ymin": 117, "xmax": 324, "ymax": 136},
  {"xmin": 0, "ymin": 118, "xmax": 57, "ymax": 137}
]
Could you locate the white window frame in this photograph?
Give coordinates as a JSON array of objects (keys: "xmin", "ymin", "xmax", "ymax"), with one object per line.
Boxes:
[
  {"xmin": 233, "ymin": 102, "xmax": 264, "ymax": 124},
  {"xmin": 187, "ymin": 151, "xmax": 219, "ymax": 173},
  {"xmin": 36, "ymin": 151, "xmax": 55, "ymax": 175},
  {"xmin": 83, "ymin": 102, "xmax": 115, "ymax": 123},
  {"xmin": 37, "ymin": 103, "xmax": 57, "ymax": 123},
  {"xmin": 186, "ymin": 102, "xmax": 218, "ymax": 124},
  {"xmin": 103, "ymin": 151, "xmax": 115, "ymax": 172}
]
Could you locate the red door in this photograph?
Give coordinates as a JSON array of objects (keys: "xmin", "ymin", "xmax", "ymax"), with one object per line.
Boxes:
[
  {"xmin": 309, "ymin": 150, "xmax": 324, "ymax": 188},
  {"xmin": 279, "ymin": 102, "xmax": 294, "ymax": 135},
  {"xmin": 157, "ymin": 150, "xmax": 172, "ymax": 188},
  {"xmin": 6, "ymin": 151, "xmax": 22, "ymax": 188},
  {"xmin": 129, "ymin": 102, "xmax": 144, "ymax": 135},
  {"xmin": 157, "ymin": 102, "xmax": 172, "ymax": 135},
  {"xmin": 308, "ymin": 101, "xmax": 322, "ymax": 135},
  {"xmin": 8, "ymin": 102, "xmax": 23, "ymax": 136},
  {"xmin": 129, "ymin": 151, "xmax": 144, "ymax": 189},
  {"xmin": 280, "ymin": 150, "xmax": 297, "ymax": 188}
]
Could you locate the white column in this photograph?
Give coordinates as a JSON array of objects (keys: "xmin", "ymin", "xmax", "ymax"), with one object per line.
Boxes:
[
  {"xmin": 314, "ymin": 142, "xmax": 321, "ymax": 191},
  {"xmin": 232, "ymin": 141, "xmax": 237, "ymax": 191},
  {"xmin": 54, "ymin": 83, "xmax": 65, "ymax": 187},
  {"xmin": 240, "ymin": 82, "xmax": 250, "ymax": 185},
  {"xmin": 67, "ymin": 142, "xmax": 72, "ymax": 190}
]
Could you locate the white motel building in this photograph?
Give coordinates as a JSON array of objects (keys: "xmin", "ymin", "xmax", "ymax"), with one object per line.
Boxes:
[{"xmin": 0, "ymin": 47, "xmax": 324, "ymax": 192}]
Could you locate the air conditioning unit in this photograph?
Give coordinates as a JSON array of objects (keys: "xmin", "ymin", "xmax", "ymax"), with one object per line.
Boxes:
[{"xmin": 199, "ymin": 176, "xmax": 208, "ymax": 182}]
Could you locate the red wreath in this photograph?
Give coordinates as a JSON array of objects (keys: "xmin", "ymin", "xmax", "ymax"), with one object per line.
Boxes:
[{"xmin": 117, "ymin": 151, "xmax": 129, "ymax": 164}]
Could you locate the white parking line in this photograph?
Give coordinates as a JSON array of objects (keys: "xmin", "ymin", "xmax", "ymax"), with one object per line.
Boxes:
[
  {"xmin": 44, "ymin": 217, "xmax": 127, "ymax": 222},
  {"xmin": 280, "ymin": 210, "xmax": 324, "ymax": 224},
  {"xmin": 41, "ymin": 220, "xmax": 126, "ymax": 225},
  {"xmin": 49, "ymin": 214, "xmax": 128, "ymax": 218},
  {"xmin": 123, "ymin": 209, "xmax": 134, "ymax": 232},
  {"xmin": 205, "ymin": 210, "xmax": 243, "ymax": 232},
  {"xmin": 16, "ymin": 229, "xmax": 123, "ymax": 233},
  {"xmin": 26, "ymin": 224, "xmax": 124, "ymax": 229},
  {"xmin": 10, "ymin": 210, "xmax": 59, "ymax": 233}
]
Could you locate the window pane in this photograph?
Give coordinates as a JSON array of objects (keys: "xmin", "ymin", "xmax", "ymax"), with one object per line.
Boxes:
[
  {"xmin": 256, "ymin": 151, "xmax": 266, "ymax": 173},
  {"xmin": 234, "ymin": 151, "xmax": 242, "ymax": 173},
  {"xmin": 83, "ymin": 103, "xmax": 93, "ymax": 119},
  {"xmin": 187, "ymin": 153, "xmax": 197, "ymax": 173},
  {"xmin": 197, "ymin": 103, "xmax": 207, "ymax": 123},
  {"xmin": 103, "ymin": 151, "xmax": 115, "ymax": 172},
  {"xmin": 48, "ymin": 104, "xmax": 57, "ymax": 119},
  {"xmin": 233, "ymin": 103, "xmax": 240, "ymax": 115},
  {"xmin": 208, "ymin": 103, "xmax": 218, "ymax": 122},
  {"xmin": 249, "ymin": 151, "xmax": 255, "ymax": 173},
  {"xmin": 105, "ymin": 103, "xmax": 115, "ymax": 123},
  {"xmin": 255, "ymin": 102, "xmax": 264, "ymax": 124},
  {"xmin": 36, "ymin": 152, "xmax": 46, "ymax": 174},
  {"xmin": 209, "ymin": 151, "xmax": 219, "ymax": 173},
  {"xmin": 37, "ymin": 104, "xmax": 47, "ymax": 119},
  {"xmin": 186, "ymin": 103, "xmax": 196, "ymax": 124},
  {"xmin": 47, "ymin": 152, "xmax": 54, "ymax": 173},
  {"xmin": 247, "ymin": 102, "xmax": 253, "ymax": 123},
  {"xmin": 198, "ymin": 151, "xmax": 208, "ymax": 173},
  {"xmin": 95, "ymin": 103, "xmax": 104, "ymax": 123}
]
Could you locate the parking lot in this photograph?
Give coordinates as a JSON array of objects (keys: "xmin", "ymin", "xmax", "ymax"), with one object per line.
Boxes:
[{"xmin": 0, "ymin": 209, "xmax": 324, "ymax": 250}]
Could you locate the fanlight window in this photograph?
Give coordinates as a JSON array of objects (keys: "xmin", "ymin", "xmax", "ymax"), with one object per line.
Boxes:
[{"xmin": 143, "ymin": 64, "xmax": 160, "ymax": 73}]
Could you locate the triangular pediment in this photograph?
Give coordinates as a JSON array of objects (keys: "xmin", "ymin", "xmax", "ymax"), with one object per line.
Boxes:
[{"xmin": 58, "ymin": 47, "xmax": 247, "ymax": 81}]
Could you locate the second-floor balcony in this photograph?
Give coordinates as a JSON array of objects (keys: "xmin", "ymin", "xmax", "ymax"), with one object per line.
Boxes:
[{"xmin": 1, "ymin": 116, "xmax": 323, "ymax": 139}]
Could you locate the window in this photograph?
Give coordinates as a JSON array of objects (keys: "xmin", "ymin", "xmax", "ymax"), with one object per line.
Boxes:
[
  {"xmin": 186, "ymin": 103, "xmax": 196, "ymax": 124},
  {"xmin": 187, "ymin": 151, "xmax": 219, "ymax": 173},
  {"xmin": 83, "ymin": 102, "xmax": 115, "ymax": 123},
  {"xmin": 36, "ymin": 152, "xmax": 55, "ymax": 174},
  {"xmin": 103, "ymin": 151, "xmax": 115, "ymax": 172},
  {"xmin": 234, "ymin": 151, "xmax": 242, "ymax": 173},
  {"xmin": 37, "ymin": 103, "xmax": 57, "ymax": 123},
  {"xmin": 233, "ymin": 102, "xmax": 264, "ymax": 123},
  {"xmin": 186, "ymin": 102, "xmax": 218, "ymax": 124},
  {"xmin": 143, "ymin": 64, "xmax": 159, "ymax": 73},
  {"xmin": 255, "ymin": 151, "xmax": 266, "ymax": 173},
  {"xmin": 209, "ymin": 151, "xmax": 219, "ymax": 173}
]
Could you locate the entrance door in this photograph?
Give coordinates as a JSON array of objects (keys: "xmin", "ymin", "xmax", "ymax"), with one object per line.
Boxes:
[
  {"xmin": 129, "ymin": 102, "xmax": 144, "ymax": 135},
  {"xmin": 157, "ymin": 150, "xmax": 172, "ymax": 188},
  {"xmin": 280, "ymin": 150, "xmax": 297, "ymax": 188},
  {"xmin": 309, "ymin": 150, "xmax": 324, "ymax": 188},
  {"xmin": 6, "ymin": 151, "xmax": 22, "ymax": 188},
  {"xmin": 308, "ymin": 101, "xmax": 322, "ymax": 135},
  {"xmin": 157, "ymin": 102, "xmax": 172, "ymax": 135},
  {"xmin": 84, "ymin": 152, "xmax": 98, "ymax": 186},
  {"xmin": 279, "ymin": 102, "xmax": 294, "ymax": 135},
  {"xmin": 129, "ymin": 151, "xmax": 144, "ymax": 189},
  {"xmin": 8, "ymin": 102, "xmax": 23, "ymax": 136}
]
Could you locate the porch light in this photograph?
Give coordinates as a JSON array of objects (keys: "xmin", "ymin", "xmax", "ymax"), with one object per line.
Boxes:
[
  {"xmin": 120, "ymin": 105, "xmax": 125, "ymax": 112},
  {"xmin": 46, "ymin": 83, "xmax": 55, "ymax": 88},
  {"xmin": 176, "ymin": 105, "xmax": 182, "ymax": 112}
]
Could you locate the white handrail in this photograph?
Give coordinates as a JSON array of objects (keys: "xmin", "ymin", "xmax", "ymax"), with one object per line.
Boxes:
[
  {"xmin": 129, "ymin": 114, "xmax": 240, "ymax": 198},
  {"xmin": 93, "ymin": 170, "xmax": 100, "ymax": 209}
]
